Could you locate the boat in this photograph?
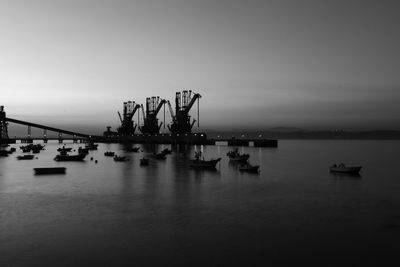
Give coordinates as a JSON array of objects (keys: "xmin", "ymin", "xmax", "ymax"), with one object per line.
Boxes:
[
  {"xmin": 22, "ymin": 147, "xmax": 31, "ymax": 153},
  {"xmin": 152, "ymin": 152, "xmax": 166, "ymax": 160},
  {"xmin": 0, "ymin": 150, "xmax": 9, "ymax": 157},
  {"xmin": 239, "ymin": 164, "xmax": 260, "ymax": 173},
  {"xmin": 78, "ymin": 147, "xmax": 89, "ymax": 155},
  {"xmin": 57, "ymin": 146, "xmax": 73, "ymax": 152},
  {"xmin": 140, "ymin": 157, "xmax": 149, "ymax": 166},
  {"xmin": 104, "ymin": 151, "xmax": 115, "ymax": 157},
  {"xmin": 54, "ymin": 153, "xmax": 86, "ymax": 161},
  {"xmin": 189, "ymin": 151, "xmax": 221, "ymax": 169},
  {"xmin": 126, "ymin": 147, "xmax": 140, "ymax": 152},
  {"xmin": 17, "ymin": 155, "xmax": 35, "ymax": 160},
  {"xmin": 32, "ymin": 147, "xmax": 41, "ymax": 154},
  {"xmin": 227, "ymin": 148, "xmax": 249, "ymax": 162},
  {"xmin": 329, "ymin": 163, "xmax": 362, "ymax": 174},
  {"xmin": 85, "ymin": 142, "xmax": 98, "ymax": 150},
  {"xmin": 161, "ymin": 148, "xmax": 172, "ymax": 155},
  {"xmin": 34, "ymin": 167, "xmax": 66, "ymax": 175},
  {"xmin": 114, "ymin": 155, "xmax": 129, "ymax": 162}
]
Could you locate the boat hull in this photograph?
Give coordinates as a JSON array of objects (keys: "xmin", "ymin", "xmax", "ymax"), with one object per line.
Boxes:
[
  {"xmin": 190, "ymin": 158, "xmax": 221, "ymax": 169},
  {"xmin": 34, "ymin": 167, "xmax": 66, "ymax": 175},
  {"xmin": 329, "ymin": 166, "xmax": 361, "ymax": 174},
  {"xmin": 239, "ymin": 165, "xmax": 260, "ymax": 173},
  {"xmin": 54, "ymin": 154, "xmax": 86, "ymax": 161}
]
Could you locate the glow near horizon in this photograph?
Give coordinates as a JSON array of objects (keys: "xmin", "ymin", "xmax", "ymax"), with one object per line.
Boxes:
[{"xmin": 1, "ymin": 0, "xmax": 400, "ymax": 132}]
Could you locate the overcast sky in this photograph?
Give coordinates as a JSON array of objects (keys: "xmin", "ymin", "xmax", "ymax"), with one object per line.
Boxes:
[{"xmin": 1, "ymin": 0, "xmax": 400, "ymax": 134}]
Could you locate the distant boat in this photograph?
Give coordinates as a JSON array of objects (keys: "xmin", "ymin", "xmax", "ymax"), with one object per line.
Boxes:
[
  {"xmin": 227, "ymin": 148, "xmax": 249, "ymax": 162},
  {"xmin": 161, "ymin": 148, "xmax": 172, "ymax": 155},
  {"xmin": 85, "ymin": 142, "xmax": 98, "ymax": 150},
  {"xmin": 152, "ymin": 152, "xmax": 166, "ymax": 160},
  {"xmin": 239, "ymin": 164, "xmax": 260, "ymax": 173},
  {"xmin": 329, "ymin": 163, "xmax": 362, "ymax": 174},
  {"xmin": 34, "ymin": 167, "xmax": 66, "ymax": 175},
  {"xmin": 190, "ymin": 151, "xmax": 221, "ymax": 169},
  {"xmin": 54, "ymin": 153, "xmax": 86, "ymax": 161},
  {"xmin": 126, "ymin": 147, "xmax": 140, "ymax": 152},
  {"xmin": 22, "ymin": 147, "xmax": 31, "ymax": 153},
  {"xmin": 114, "ymin": 155, "xmax": 128, "ymax": 162},
  {"xmin": 17, "ymin": 155, "xmax": 35, "ymax": 160},
  {"xmin": 78, "ymin": 147, "xmax": 89, "ymax": 155},
  {"xmin": 104, "ymin": 151, "xmax": 115, "ymax": 157},
  {"xmin": 140, "ymin": 157, "xmax": 149, "ymax": 166},
  {"xmin": 57, "ymin": 146, "xmax": 73, "ymax": 152}
]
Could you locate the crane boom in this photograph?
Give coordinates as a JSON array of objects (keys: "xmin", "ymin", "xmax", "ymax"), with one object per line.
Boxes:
[
  {"xmin": 128, "ymin": 104, "xmax": 141, "ymax": 120},
  {"xmin": 117, "ymin": 111, "xmax": 123, "ymax": 123},
  {"xmin": 154, "ymin": 99, "xmax": 166, "ymax": 116},
  {"xmin": 167, "ymin": 100, "xmax": 175, "ymax": 119},
  {"xmin": 184, "ymin": 93, "xmax": 201, "ymax": 113},
  {"xmin": 140, "ymin": 104, "xmax": 146, "ymax": 121}
]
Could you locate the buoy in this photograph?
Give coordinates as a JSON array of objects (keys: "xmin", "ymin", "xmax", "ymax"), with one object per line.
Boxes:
[
  {"xmin": 90, "ymin": 157, "xmax": 93, "ymax": 161},
  {"xmin": 95, "ymin": 160, "xmax": 98, "ymax": 163}
]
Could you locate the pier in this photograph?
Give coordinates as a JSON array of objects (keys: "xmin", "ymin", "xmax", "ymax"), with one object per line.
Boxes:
[{"xmin": 0, "ymin": 90, "xmax": 278, "ymax": 147}]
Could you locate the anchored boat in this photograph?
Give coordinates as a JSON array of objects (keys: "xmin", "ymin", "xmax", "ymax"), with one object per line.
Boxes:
[
  {"xmin": 17, "ymin": 155, "xmax": 35, "ymax": 160},
  {"xmin": 329, "ymin": 163, "xmax": 362, "ymax": 174},
  {"xmin": 227, "ymin": 148, "xmax": 249, "ymax": 162},
  {"xmin": 34, "ymin": 167, "xmax": 66, "ymax": 175},
  {"xmin": 190, "ymin": 151, "xmax": 221, "ymax": 169},
  {"xmin": 54, "ymin": 153, "xmax": 86, "ymax": 161}
]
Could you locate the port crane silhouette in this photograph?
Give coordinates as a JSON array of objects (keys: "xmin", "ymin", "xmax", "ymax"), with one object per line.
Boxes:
[
  {"xmin": 139, "ymin": 96, "xmax": 166, "ymax": 135},
  {"xmin": 117, "ymin": 101, "xmax": 141, "ymax": 136},
  {"xmin": 167, "ymin": 90, "xmax": 201, "ymax": 134}
]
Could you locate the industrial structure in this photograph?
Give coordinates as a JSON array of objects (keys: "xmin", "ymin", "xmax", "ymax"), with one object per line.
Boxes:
[
  {"xmin": 139, "ymin": 96, "xmax": 166, "ymax": 135},
  {"xmin": 0, "ymin": 92, "xmax": 278, "ymax": 147},
  {"xmin": 167, "ymin": 90, "xmax": 201, "ymax": 134},
  {"xmin": 117, "ymin": 101, "xmax": 140, "ymax": 136}
]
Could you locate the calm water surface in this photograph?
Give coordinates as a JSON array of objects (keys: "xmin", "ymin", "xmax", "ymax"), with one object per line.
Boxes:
[{"xmin": 1, "ymin": 140, "xmax": 399, "ymax": 266}]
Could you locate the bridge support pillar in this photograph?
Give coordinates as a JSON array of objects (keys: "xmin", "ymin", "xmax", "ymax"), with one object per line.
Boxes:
[{"xmin": 58, "ymin": 132, "xmax": 63, "ymax": 144}]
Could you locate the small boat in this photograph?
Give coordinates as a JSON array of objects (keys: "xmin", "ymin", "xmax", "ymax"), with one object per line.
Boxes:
[
  {"xmin": 34, "ymin": 167, "xmax": 66, "ymax": 175},
  {"xmin": 114, "ymin": 155, "xmax": 129, "ymax": 162},
  {"xmin": 0, "ymin": 150, "xmax": 9, "ymax": 157},
  {"xmin": 54, "ymin": 153, "xmax": 86, "ymax": 161},
  {"xmin": 126, "ymin": 147, "xmax": 140, "ymax": 152},
  {"xmin": 189, "ymin": 151, "xmax": 221, "ymax": 169},
  {"xmin": 239, "ymin": 164, "xmax": 260, "ymax": 173},
  {"xmin": 85, "ymin": 142, "xmax": 98, "ymax": 150},
  {"xmin": 152, "ymin": 152, "xmax": 166, "ymax": 160},
  {"xmin": 140, "ymin": 157, "xmax": 149, "ymax": 166},
  {"xmin": 32, "ymin": 147, "xmax": 41, "ymax": 154},
  {"xmin": 104, "ymin": 151, "xmax": 115, "ymax": 157},
  {"xmin": 78, "ymin": 147, "xmax": 89, "ymax": 155},
  {"xmin": 17, "ymin": 155, "xmax": 35, "ymax": 160},
  {"xmin": 22, "ymin": 147, "xmax": 31, "ymax": 153},
  {"xmin": 161, "ymin": 148, "xmax": 172, "ymax": 155},
  {"xmin": 57, "ymin": 146, "xmax": 73, "ymax": 152},
  {"xmin": 227, "ymin": 148, "xmax": 249, "ymax": 162},
  {"xmin": 329, "ymin": 163, "xmax": 362, "ymax": 174}
]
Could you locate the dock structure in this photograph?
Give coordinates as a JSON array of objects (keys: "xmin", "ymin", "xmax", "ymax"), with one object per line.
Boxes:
[{"xmin": 0, "ymin": 90, "xmax": 278, "ymax": 147}]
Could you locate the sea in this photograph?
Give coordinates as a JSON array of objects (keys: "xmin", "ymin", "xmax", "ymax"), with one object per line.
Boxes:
[{"xmin": 0, "ymin": 140, "xmax": 399, "ymax": 266}]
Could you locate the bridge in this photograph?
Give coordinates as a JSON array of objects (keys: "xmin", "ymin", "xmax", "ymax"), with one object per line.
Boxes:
[{"xmin": 0, "ymin": 106, "xmax": 99, "ymax": 144}]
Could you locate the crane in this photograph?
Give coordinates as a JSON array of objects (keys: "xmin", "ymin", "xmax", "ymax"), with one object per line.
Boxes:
[
  {"xmin": 117, "ymin": 101, "xmax": 141, "ymax": 136},
  {"xmin": 139, "ymin": 96, "xmax": 166, "ymax": 134},
  {"xmin": 168, "ymin": 90, "xmax": 201, "ymax": 134}
]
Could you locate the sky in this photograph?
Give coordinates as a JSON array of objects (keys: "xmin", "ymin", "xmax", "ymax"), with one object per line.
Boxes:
[{"xmin": 1, "ymin": 0, "xmax": 400, "ymax": 135}]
